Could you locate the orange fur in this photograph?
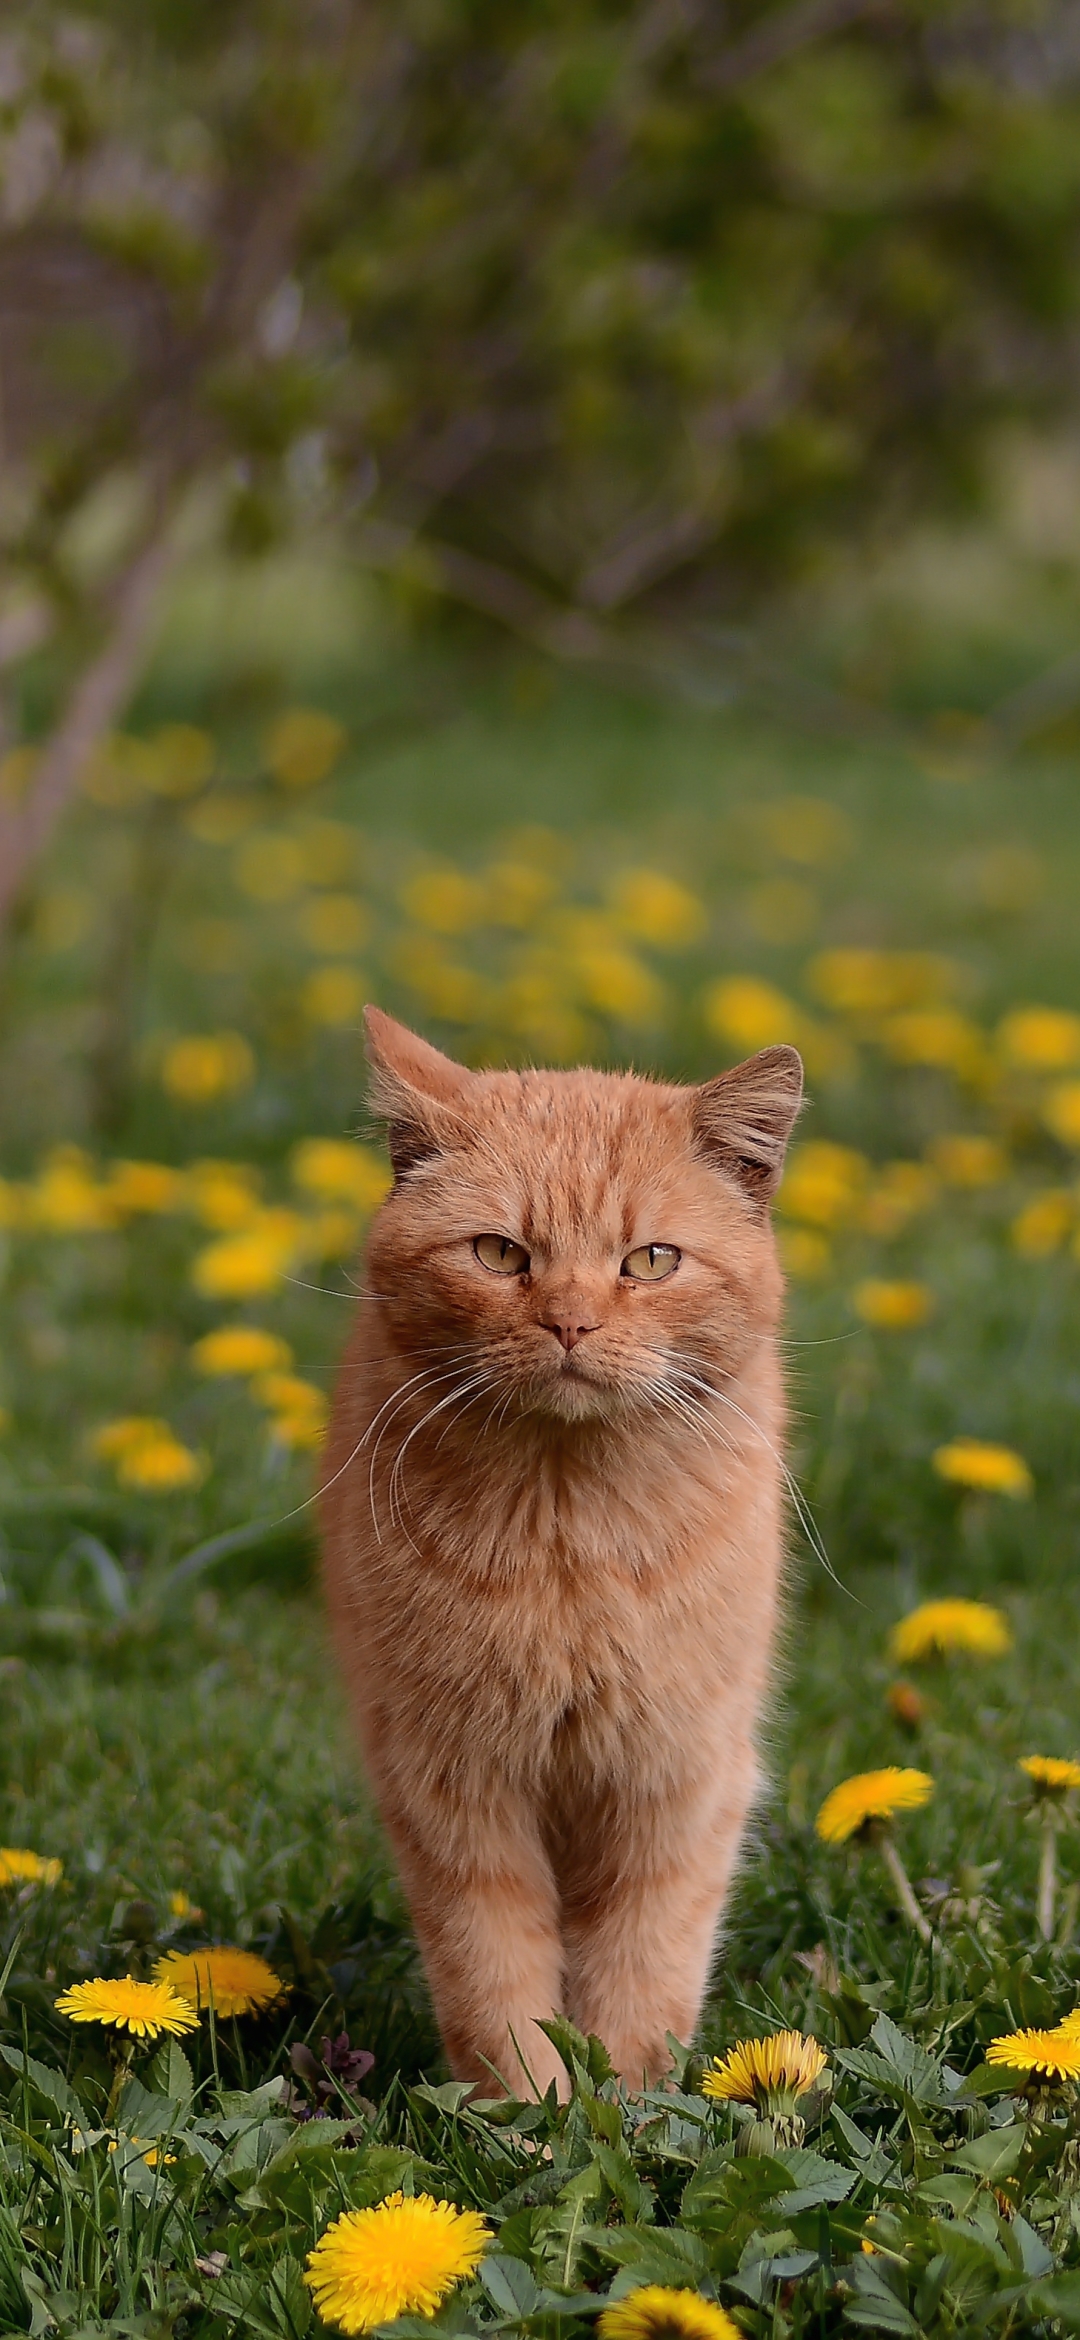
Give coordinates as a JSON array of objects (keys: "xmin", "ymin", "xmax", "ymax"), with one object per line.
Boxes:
[{"xmin": 321, "ymin": 1010, "xmax": 803, "ymax": 2097}]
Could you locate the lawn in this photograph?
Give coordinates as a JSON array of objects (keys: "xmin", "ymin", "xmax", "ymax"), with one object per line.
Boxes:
[{"xmin": 4, "ymin": 601, "xmax": 1080, "ymax": 2334}]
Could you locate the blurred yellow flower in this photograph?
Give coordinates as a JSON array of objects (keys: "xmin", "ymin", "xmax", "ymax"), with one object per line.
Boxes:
[
  {"xmin": 852, "ymin": 1280, "xmax": 934, "ymax": 1330},
  {"xmin": 305, "ymin": 2193, "xmax": 489, "ymax": 2334},
  {"xmin": 890, "ymin": 1598, "xmax": 1012, "ymax": 1662},
  {"xmin": 779, "ymin": 1141, "xmax": 868, "ymax": 1228},
  {"xmin": 0, "ymin": 1848, "xmax": 62, "ymax": 1887},
  {"xmin": 399, "ymin": 947, "xmax": 491, "ymax": 1024},
  {"xmin": 702, "ymin": 2028, "xmax": 827, "ymax": 2107},
  {"xmin": 187, "ymin": 1161, "xmax": 263, "ymax": 1231},
  {"xmin": 1044, "ymin": 1081, "xmax": 1080, "ymax": 1148},
  {"xmin": 1011, "ymin": 1189, "xmax": 1073, "ymax": 1258},
  {"xmin": 998, "ymin": 1007, "xmax": 1080, "ymax": 1070},
  {"xmin": 882, "ymin": 1009, "xmax": 987, "ymax": 1079},
  {"xmin": 154, "ymin": 1946, "xmax": 286, "ymax": 2017},
  {"xmin": 290, "ymin": 1139, "xmax": 390, "ymax": 1211},
  {"xmin": 704, "ymin": 974, "xmax": 800, "ymax": 1053},
  {"xmin": 297, "ymin": 894, "xmax": 369, "ymax": 955},
  {"xmin": 269, "ymin": 1409, "xmax": 328, "ymax": 1451},
  {"xmin": 56, "ymin": 1977, "xmax": 198, "ymax": 2039},
  {"xmin": 191, "ymin": 1325, "xmax": 293, "ymax": 1377},
  {"xmin": 168, "ymin": 1890, "xmax": 203, "ymax": 1922},
  {"xmin": 140, "ymin": 723, "xmax": 215, "ymax": 797},
  {"xmin": 609, "ymin": 868, "xmax": 705, "ymax": 948},
  {"xmin": 117, "ymin": 1433, "xmax": 205, "ymax": 1493},
  {"xmin": 761, "ymin": 795, "xmax": 853, "ymax": 866},
  {"xmin": 860, "ymin": 1160, "xmax": 939, "ymax": 1238},
  {"xmin": 933, "ymin": 1438, "xmax": 1032, "ymax": 1498},
  {"xmin": 1020, "ymin": 1756, "xmax": 1080, "ymax": 1797},
  {"xmin": 105, "ymin": 1161, "xmax": 187, "ymax": 1215},
  {"xmin": 778, "ymin": 1227, "xmax": 831, "ymax": 1279},
  {"xmin": 302, "ymin": 966, "xmax": 366, "ymax": 1026},
  {"xmin": 30, "ymin": 1147, "xmax": 119, "ymax": 1232},
  {"xmin": 253, "ymin": 1372, "xmax": 327, "ymax": 1421},
  {"xmin": 927, "ymin": 1133, "xmax": 1007, "ymax": 1187},
  {"xmin": 576, "ymin": 945, "xmax": 663, "ymax": 1026},
  {"xmin": 191, "ymin": 1213, "xmax": 304, "ymax": 1299},
  {"xmin": 400, "ymin": 866, "xmax": 486, "ymax": 933},
  {"xmin": 161, "ymin": 1033, "xmax": 254, "ymax": 1107},
  {"xmin": 807, "ymin": 948, "xmax": 958, "ymax": 1016},
  {"xmin": 816, "ymin": 1768, "xmax": 933, "ymax": 1843},
  {"xmin": 598, "ymin": 2288, "xmax": 740, "ymax": 2340},
  {"xmin": 92, "ymin": 1416, "xmax": 169, "ymax": 1462},
  {"xmin": 185, "ymin": 793, "xmax": 261, "ymax": 846},
  {"xmin": 234, "ymin": 832, "xmax": 308, "ymax": 902},
  {"xmin": 482, "ymin": 860, "xmax": 554, "ymax": 927},
  {"xmin": 264, "ymin": 708, "xmax": 346, "ymax": 789}
]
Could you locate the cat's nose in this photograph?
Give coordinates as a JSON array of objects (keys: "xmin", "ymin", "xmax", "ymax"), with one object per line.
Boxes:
[{"xmin": 541, "ymin": 1315, "xmax": 600, "ymax": 1353}]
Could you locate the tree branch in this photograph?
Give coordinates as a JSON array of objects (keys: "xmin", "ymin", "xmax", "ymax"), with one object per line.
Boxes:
[{"xmin": 0, "ymin": 502, "xmax": 178, "ymax": 930}]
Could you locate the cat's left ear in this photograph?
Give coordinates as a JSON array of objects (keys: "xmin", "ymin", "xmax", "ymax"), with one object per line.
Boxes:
[
  {"xmin": 364, "ymin": 1006, "xmax": 474, "ymax": 1179},
  {"xmin": 692, "ymin": 1046, "xmax": 804, "ymax": 1209}
]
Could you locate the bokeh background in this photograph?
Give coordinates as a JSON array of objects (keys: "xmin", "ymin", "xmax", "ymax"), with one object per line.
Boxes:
[{"xmin": 4, "ymin": 0, "xmax": 1080, "ymax": 2037}]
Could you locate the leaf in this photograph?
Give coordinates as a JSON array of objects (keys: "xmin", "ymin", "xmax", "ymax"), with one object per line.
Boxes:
[
  {"xmin": 1010, "ymin": 2215, "xmax": 1053, "ymax": 2279},
  {"xmin": 0, "ymin": 2044, "xmax": 81, "ymax": 2122},
  {"xmin": 149, "ymin": 2040, "xmax": 194, "ymax": 2104},
  {"xmin": 479, "ymin": 2256, "xmax": 541, "ymax": 2318},
  {"xmin": 948, "ymin": 2123, "xmax": 1026, "ymax": 2179},
  {"xmin": 591, "ymin": 2225, "xmax": 711, "ymax": 2286},
  {"xmin": 537, "ymin": 2015, "xmax": 592, "ymax": 2086},
  {"xmin": 845, "ymin": 2254, "xmax": 920, "ymax": 2333},
  {"xmin": 593, "ymin": 2143, "xmax": 656, "ymax": 2224}
]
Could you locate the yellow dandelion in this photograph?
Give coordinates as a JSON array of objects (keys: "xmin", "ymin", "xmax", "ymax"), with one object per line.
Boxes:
[
  {"xmin": 116, "ymin": 1434, "xmax": 205, "ymax": 1493},
  {"xmin": 105, "ymin": 1161, "xmax": 187, "ymax": 1215},
  {"xmin": 598, "ymin": 2288, "xmax": 742, "ymax": 2340},
  {"xmin": 815, "ymin": 1768, "xmax": 934, "ymax": 1844},
  {"xmin": 289, "ymin": 1139, "xmax": 390, "ymax": 1212},
  {"xmin": 889, "ymin": 1599, "xmax": 1012, "ymax": 1664},
  {"xmin": 55, "ymin": 1977, "xmax": 198, "ymax": 2039},
  {"xmin": 153, "ymin": 1947, "xmax": 286, "ymax": 2018},
  {"xmin": 304, "ymin": 2192, "xmax": 489, "ymax": 2334},
  {"xmin": 186, "ymin": 1160, "xmax": 263, "ymax": 1231},
  {"xmin": 999, "ymin": 1007, "xmax": 1080, "ymax": 1071},
  {"xmin": 264, "ymin": 708, "xmax": 346, "ymax": 790},
  {"xmin": 191, "ymin": 1325, "xmax": 294, "ymax": 1378},
  {"xmin": 778, "ymin": 1228, "xmax": 832, "ymax": 1281},
  {"xmin": 927, "ymin": 1134, "xmax": 1007, "ymax": 1188},
  {"xmin": 191, "ymin": 1212, "xmax": 304, "ymax": 1298},
  {"xmin": 609, "ymin": 869, "xmax": 706, "ymax": 949},
  {"xmin": 297, "ymin": 894, "xmax": 369, "ymax": 955},
  {"xmin": 0, "ymin": 1848, "xmax": 62, "ymax": 1887},
  {"xmin": 91, "ymin": 1415, "xmax": 167, "ymax": 1462},
  {"xmin": 702, "ymin": 2029, "xmax": 827, "ymax": 2108},
  {"xmin": 31, "ymin": 1147, "xmax": 119, "ymax": 1233},
  {"xmin": 852, "ymin": 1280, "xmax": 934, "ymax": 1330},
  {"xmin": 168, "ymin": 1890, "xmax": 203, "ymax": 1922},
  {"xmin": 986, "ymin": 2028, "xmax": 1080, "ymax": 2081},
  {"xmin": 1011, "ymin": 1190, "xmax": 1074, "ymax": 1259},
  {"xmin": 1020, "ymin": 1757, "xmax": 1080, "ymax": 1797},
  {"xmin": 932, "ymin": 1439, "xmax": 1033, "ymax": 1499},
  {"xmin": 779, "ymin": 1141, "xmax": 869, "ymax": 1230},
  {"xmin": 252, "ymin": 1372, "xmax": 327, "ymax": 1418},
  {"xmin": 302, "ymin": 967, "xmax": 366, "ymax": 1027},
  {"xmin": 161, "ymin": 1032, "xmax": 254, "ymax": 1106},
  {"xmin": 268, "ymin": 1409, "xmax": 327, "ymax": 1452},
  {"xmin": 1043, "ymin": 1081, "xmax": 1080, "ymax": 1149}
]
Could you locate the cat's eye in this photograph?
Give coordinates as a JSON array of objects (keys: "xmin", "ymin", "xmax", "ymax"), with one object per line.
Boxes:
[
  {"xmin": 622, "ymin": 1243, "xmax": 680, "ymax": 1283},
  {"xmin": 474, "ymin": 1234, "xmax": 530, "ymax": 1276}
]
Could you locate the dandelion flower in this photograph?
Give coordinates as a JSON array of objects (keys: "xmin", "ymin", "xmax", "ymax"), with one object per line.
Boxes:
[
  {"xmin": 853, "ymin": 1280, "xmax": 934, "ymax": 1330},
  {"xmin": 161, "ymin": 1032, "xmax": 254, "ymax": 1106},
  {"xmin": 154, "ymin": 1947, "xmax": 286, "ymax": 2018},
  {"xmin": 927, "ymin": 1135, "xmax": 1008, "ymax": 1188},
  {"xmin": 191, "ymin": 1325, "xmax": 294, "ymax": 1377},
  {"xmin": 609, "ymin": 869, "xmax": 706, "ymax": 949},
  {"xmin": 105, "ymin": 1161, "xmax": 187, "ymax": 1215},
  {"xmin": 778, "ymin": 1141, "xmax": 869, "ymax": 1229},
  {"xmin": 168, "ymin": 1890, "xmax": 203, "ymax": 1922},
  {"xmin": 986, "ymin": 2028, "xmax": 1080, "ymax": 2082},
  {"xmin": 999, "ymin": 1006, "xmax": 1080, "ymax": 1071},
  {"xmin": 304, "ymin": 2192, "xmax": 489, "ymax": 2333},
  {"xmin": 290, "ymin": 1139, "xmax": 390, "ymax": 1212},
  {"xmin": 191, "ymin": 1212, "xmax": 304, "ymax": 1298},
  {"xmin": 1021, "ymin": 1756, "xmax": 1080, "ymax": 1796},
  {"xmin": 886, "ymin": 1682, "xmax": 927, "ymax": 1729},
  {"xmin": 702, "ymin": 2029, "xmax": 827, "ymax": 2108},
  {"xmin": 264, "ymin": 708, "xmax": 346, "ymax": 790},
  {"xmin": 815, "ymin": 1768, "xmax": 934, "ymax": 1843},
  {"xmin": 1011, "ymin": 1191, "xmax": 1074, "ymax": 1259},
  {"xmin": 117, "ymin": 1434, "xmax": 205, "ymax": 1492},
  {"xmin": 889, "ymin": 1599, "xmax": 1012, "ymax": 1664},
  {"xmin": 0, "ymin": 1848, "xmax": 62, "ymax": 1887},
  {"xmin": 302, "ymin": 967, "xmax": 366, "ymax": 1027},
  {"xmin": 932, "ymin": 1439, "xmax": 1032, "ymax": 1499},
  {"xmin": 1043, "ymin": 1081, "xmax": 1080, "ymax": 1149},
  {"xmin": 598, "ymin": 2289, "xmax": 742, "ymax": 2340},
  {"xmin": 55, "ymin": 1977, "xmax": 198, "ymax": 2039}
]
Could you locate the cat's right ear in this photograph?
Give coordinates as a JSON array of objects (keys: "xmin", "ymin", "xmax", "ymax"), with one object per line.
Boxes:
[
  {"xmin": 692, "ymin": 1045, "xmax": 804, "ymax": 1209},
  {"xmin": 364, "ymin": 1006, "xmax": 473, "ymax": 1179}
]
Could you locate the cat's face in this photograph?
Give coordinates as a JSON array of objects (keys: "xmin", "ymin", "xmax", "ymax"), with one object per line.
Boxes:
[{"xmin": 362, "ymin": 1011, "xmax": 802, "ymax": 1426}]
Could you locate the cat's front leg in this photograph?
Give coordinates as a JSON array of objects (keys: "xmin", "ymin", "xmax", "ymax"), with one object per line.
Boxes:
[
  {"xmin": 381, "ymin": 1789, "xmax": 569, "ymax": 2099},
  {"xmin": 560, "ymin": 1756, "xmax": 759, "ymax": 2087}
]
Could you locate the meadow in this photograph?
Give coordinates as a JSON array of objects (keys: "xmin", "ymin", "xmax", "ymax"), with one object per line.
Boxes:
[{"xmin": 4, "ymin": 589, "xmax": 1080, "ymax": 2334}]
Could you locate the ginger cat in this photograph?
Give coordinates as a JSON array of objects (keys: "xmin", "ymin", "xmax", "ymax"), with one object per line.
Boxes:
[{"xmin": 321, "ymin": 1008, "xmax": 803, "ymax": 2097}]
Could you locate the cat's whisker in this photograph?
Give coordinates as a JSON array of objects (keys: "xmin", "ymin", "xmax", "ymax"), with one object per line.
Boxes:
[
  {"xmin": 677, "ymin": 1371, "xmax": 853, "ymax": 1600},
  {"xmin": 386, "ymin": 1373, "xmax": 501, "ymax": 1540},
  {"xmin": 368, "ymin": 1362, "xmax": 487, "ymax": 1542}
]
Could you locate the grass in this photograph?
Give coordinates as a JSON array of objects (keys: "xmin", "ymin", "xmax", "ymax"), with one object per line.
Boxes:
[{"xmin": 4, "ymin": 608, "xmax": 1080, "ymax": 2330}]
